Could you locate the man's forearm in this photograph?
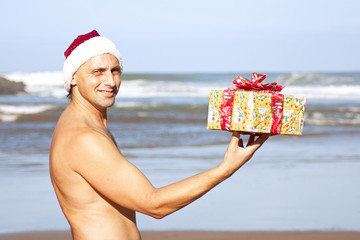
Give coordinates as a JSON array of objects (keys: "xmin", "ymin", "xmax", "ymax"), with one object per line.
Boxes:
[
  {"xmin": 144, "ymin": 163, "xmax": 230, "ymax": 219},
  {"xmin": 142, "ymin": 133, "xmax": 268, "ymax": 219}
]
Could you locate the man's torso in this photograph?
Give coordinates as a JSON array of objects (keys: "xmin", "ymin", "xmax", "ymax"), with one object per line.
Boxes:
[{"xmin": 50, "ymin": 106, "xmax": 140, "ymax": 240}]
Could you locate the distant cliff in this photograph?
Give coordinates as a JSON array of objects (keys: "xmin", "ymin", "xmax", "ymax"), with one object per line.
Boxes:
[{"xmin": 0, "ymin": 76, "xmax": 26, "ymax": 95}]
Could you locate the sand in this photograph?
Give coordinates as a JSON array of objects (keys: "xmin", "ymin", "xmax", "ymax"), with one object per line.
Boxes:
[{"xmin": 0, "ymin": 230, "xmax": 360, "ymax": 240}]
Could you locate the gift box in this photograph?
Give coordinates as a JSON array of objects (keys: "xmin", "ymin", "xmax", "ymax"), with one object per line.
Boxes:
[{"xmin": 207, "ymin": 73, "xmax": 306, "ymax": 135}]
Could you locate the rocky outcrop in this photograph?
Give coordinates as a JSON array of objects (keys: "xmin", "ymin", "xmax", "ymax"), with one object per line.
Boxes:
[{"xmin": 0, "ymin": 76, "xmax": 26, "ymax": 95}]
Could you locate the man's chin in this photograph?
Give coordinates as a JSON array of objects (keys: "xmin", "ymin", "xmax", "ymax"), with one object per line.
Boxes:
[
  {"xmin": 105, "ymin": 99, "xmax": 116, "ymax": 108},
  {"xmin": 108, "ymin": 101, "xmax": 116, "ymax": 108},
  {"xmin": 94, "ymin": 98, "xmax": 116, "ymax": 109}
]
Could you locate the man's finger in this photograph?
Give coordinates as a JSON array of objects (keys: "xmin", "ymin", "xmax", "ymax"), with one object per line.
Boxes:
[
  {"xmin": 247, "ymin": 134, "xmax": 255, "ymax": 146},
  {"xmin": 229, "ymin": 131, "xmax": 241, "ymax": 149},
  {"xmin": 238, "ymin": 137, "xmax": 244, "ymax": 148},
  {"xmin": 247, "ymin": 134, "xmax": 269, "ymax": 152}
]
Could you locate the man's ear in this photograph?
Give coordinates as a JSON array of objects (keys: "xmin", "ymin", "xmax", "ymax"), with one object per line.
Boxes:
[{"xmin": 70, "ymin": 76, "xmax": 77, "ymax": 86}]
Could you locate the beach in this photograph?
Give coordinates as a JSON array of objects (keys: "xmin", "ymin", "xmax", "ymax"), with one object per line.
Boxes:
[
  {"xmin": 1, "ymin": 231, "xmax": 360, "ymax": 240},
  {"xmin": 1, "ymin": 72, "xmax": 360, "ymax": 235}
]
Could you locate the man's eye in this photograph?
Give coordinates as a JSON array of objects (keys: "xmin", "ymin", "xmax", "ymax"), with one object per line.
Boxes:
[{"xmin": 112, "ymin": 69, "xmax": 121, "ymax": 75}]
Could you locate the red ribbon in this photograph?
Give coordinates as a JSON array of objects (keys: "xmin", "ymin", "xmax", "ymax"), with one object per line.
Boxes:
[
  {"xmin": 232, "ymin": 73, "xmax": 284, "ymax": 92},
  {"xmin": 270, "ymin": 93, "xmax": 284, "ymax": 134},
  {"xmin": 219, "ymin": 73, "xmax": 284, "ymax": 134},
  {"xmin": 220, "ymin": 89, "xmax": 236, "ymax": 131}
]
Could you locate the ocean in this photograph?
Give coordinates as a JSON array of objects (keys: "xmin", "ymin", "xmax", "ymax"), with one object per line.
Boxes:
[{"xmin": 0, "ymin": 71, "xmax": 359, "ymax": 233}]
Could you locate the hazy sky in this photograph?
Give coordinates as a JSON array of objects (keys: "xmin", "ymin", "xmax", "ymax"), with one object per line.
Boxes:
[{"xmin": 1, "ymin": 0, "xmax": 359, "ymax": 73}]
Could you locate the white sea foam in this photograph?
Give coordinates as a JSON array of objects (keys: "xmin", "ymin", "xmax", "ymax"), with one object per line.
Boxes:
[
  {"xmin": 118, "ymin": 82, "xmax": 360, "ymax": 100},
  {"xmin": 116, "ymin": 75, "xmax": 360, "ymax": 100},
  {"xmin": 114, "ymin": 101, "xmax": 143, "ymax": 108},
  {"xmin": 283, "ymin": 85, "xmax": 360, "ymax": 100},
  {"xmin": 117, "ymin": 79, "xmax": 220, "ymax": 98},
  {"xmin": 0, "ymin": 104, "xmax": 54, "ymax": 114},
  {"xmin": 3, "ymin": 71, "xmax": 67, "ymax": 98},
  {"xmin": 274, "ymin": 72, "xmax": 356, "ymax": 85},
  {"xmin": 305, "ymin": 109, "xmax": 360, "ymax": 126},
  {"xmin": 114, "ymin": 101, "xmax": 162, "ymax": 108},
  {"xmin": 4, "ymin": 71, "xmax": 63, "ymax": 86},
  {"xmin": 0, "ymin": 104, "xmax": 54, "ymax": 122},
  {"xmin": 306, "ymin": 115, "xmax": 360, "ymax": 126},
  {"xmin": 0, "ymin": 114, "xmax": 18, "ymax": 122},
  {"xmin": 2, "ymin": 71, "xmax": 359, "ymax": 100}
]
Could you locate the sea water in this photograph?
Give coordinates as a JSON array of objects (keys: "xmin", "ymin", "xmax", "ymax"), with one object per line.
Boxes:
[{"xmin": 0, "ymin": 72, "xmax": 360, "ymax": 233}]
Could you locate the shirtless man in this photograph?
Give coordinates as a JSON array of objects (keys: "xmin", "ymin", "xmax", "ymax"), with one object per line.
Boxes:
[{"xmin": 49, "ymin": 30, "xmax": 269, "ymax": 240}]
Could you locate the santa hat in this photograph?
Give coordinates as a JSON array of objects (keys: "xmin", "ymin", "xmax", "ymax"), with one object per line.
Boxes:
[{"xmin": 63, "ymin": 30, "xmax": 123, "ymax": 92}]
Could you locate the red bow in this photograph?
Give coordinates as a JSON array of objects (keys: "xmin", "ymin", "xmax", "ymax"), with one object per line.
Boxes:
[
  {"xmin": 220, "ymin": 73, "xmax": 284, "ymax": 134},
  {"xmin": 232, "ymin": 73, "xmax": 284, "ymax": 92}
]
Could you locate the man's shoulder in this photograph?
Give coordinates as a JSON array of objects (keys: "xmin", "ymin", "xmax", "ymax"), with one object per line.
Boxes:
[
  {"xmin": 54, "ymin": 127, "xmax": 119, "ymax": 169},
  {"xmin": 52, "ymin": 124, "xmax": 115, "ymax": 156},
  {"xmin": 70, "ymin": 127, "xmax": 114, "ymax": 149}
]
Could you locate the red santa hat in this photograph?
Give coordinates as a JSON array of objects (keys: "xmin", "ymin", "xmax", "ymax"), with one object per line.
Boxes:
[{"xmin": 63, "ymin": 30, "xmax": 123, "ymax": 92}]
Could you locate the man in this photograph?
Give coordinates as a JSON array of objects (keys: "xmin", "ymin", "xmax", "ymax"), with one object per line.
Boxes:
[{"xmin": 49, "ymin": 30, "xmax": 269, "ymax": 240}]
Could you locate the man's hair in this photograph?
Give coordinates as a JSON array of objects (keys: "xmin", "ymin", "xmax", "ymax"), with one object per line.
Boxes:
[{"xmin": 67, "ymin": 87, "xmax": 72, "ymax": 100}]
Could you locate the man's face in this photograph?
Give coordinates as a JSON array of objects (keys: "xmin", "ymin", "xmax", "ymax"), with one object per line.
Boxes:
[{"xmin": 72, "ymin": 54, "xmax": 121, "ymax": 110}]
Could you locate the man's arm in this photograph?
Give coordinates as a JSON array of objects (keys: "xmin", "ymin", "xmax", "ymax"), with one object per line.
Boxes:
[{"xmin": 70, "ymin": 131, "xmax": 268, "ymax": 219}]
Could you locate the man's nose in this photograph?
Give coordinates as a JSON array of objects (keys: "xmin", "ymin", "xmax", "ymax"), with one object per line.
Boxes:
[{"xmin": 104, "ymin": 71, "xmax": 116, "ymax": 87}]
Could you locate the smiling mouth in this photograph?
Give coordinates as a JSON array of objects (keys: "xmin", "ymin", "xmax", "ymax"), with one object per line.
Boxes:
[{"xmin": 98, "ymin": 90, "xmax": 115, "ymax": 96}]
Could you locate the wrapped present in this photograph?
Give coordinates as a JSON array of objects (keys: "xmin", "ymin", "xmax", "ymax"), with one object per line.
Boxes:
[{"xmin": 207, "ymin": 73, "xmax": 306, "ymax": 135}]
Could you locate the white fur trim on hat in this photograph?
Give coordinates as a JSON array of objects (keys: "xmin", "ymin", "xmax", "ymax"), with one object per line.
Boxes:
[{"xmin": 63, "ymin": 36, "xmax": 123, "ymax": 92}]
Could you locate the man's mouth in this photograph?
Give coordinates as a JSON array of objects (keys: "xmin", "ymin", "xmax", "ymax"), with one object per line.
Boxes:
[{"xmin": 98, "ymin": 90, "xmax": 115, "ymax": 97}]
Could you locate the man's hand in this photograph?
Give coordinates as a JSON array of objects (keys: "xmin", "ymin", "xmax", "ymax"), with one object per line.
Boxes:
[{"xmin": 221, "ymin": 132, "xmax": 269, "ymax": 177}]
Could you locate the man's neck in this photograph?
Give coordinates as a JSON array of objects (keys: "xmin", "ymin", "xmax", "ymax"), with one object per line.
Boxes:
[{"xmin": 69, "ymin": 98, "xmax": 109, "ymax": 129}]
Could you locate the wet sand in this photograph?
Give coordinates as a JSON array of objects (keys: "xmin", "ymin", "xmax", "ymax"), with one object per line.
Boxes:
[{"xmin": 0, "ymin": 230, "xmax": 360, "ymax": 240}]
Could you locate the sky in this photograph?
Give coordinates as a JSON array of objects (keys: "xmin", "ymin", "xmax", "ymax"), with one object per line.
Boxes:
[{"xmin": 0, "ymin": 0, "xmax": 359, "ymax": 73}]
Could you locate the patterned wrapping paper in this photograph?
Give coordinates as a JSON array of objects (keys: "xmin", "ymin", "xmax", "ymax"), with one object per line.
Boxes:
[
  {"xmin": 231, "ymin": 90, "xmax": 272, "ymax": 133},
  {"xmin": 207, "ymin": 90, "xmax": 223, "ymax": 130},
  {"xmin": 207, "ymin": 73, "xmax": 306, "ymax": 135},
  {"xmin": 280, "ymin": 95, "xmax": 306, "ymax": 135}
]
